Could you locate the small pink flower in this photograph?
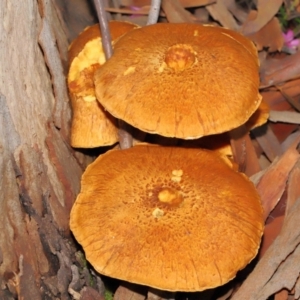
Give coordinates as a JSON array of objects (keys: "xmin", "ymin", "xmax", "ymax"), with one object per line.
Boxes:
[
  {"xmin": 130, "ymin": 6, "xmax": 141, "ymax": 11},
  {"xmin": 283, "ymin": 29, "xmax": 300, "ymax": 50},
  {"xmin": 129, "ymin": 6, "xmax": 142, "ymax": 19}
]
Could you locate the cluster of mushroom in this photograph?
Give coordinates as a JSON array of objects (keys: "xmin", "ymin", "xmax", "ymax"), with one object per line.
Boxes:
[
  {"xmin": 69, "ymin": 22, "xmax": 265, "ymax": 293},
  {"xmin": 68, "ymin": 21, "xmax": 140, "ymax": 148}
]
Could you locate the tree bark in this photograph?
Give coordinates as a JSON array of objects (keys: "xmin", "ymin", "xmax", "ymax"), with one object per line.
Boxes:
[{"xmin": 0, "ymin": 0, "xmax": 93, "ymax": 298}]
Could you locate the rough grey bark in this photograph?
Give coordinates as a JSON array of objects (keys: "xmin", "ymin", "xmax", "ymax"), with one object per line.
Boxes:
[{"xmin": 0, "ymin": 0, "xmax": 94, "ymax": 298}]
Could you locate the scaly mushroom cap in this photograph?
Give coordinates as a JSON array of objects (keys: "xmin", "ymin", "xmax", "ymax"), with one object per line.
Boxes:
[
  {"xmin": 94, "ymin": 23, "xmax": 261, "ymax": 139},
  {"xmin": 68, "ymin": 21, "xmax": 139, "ymax": 148},
  {"xmin": 70, "ymin": 144, "xmax": 264, "ymax": 291}
]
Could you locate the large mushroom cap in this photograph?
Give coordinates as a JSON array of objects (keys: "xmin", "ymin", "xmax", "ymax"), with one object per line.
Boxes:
[
  {"xmin": 68, "ymin": 21, "xmax": 139, "ymax": 148},
  {"xmin": 70, "ymin": 144, "xmax": 264, "ymax": 292},
  {"xmin": 94, "ymin": 23, "xmax": 261, "ymax": 139}
]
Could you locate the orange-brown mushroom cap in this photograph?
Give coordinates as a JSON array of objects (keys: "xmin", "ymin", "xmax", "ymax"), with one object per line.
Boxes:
[
  {"xmin": 68, "ymin": 21, "xmax": 139, "ymax": 148},
  {"xmin": 247, "ymin": 97, "xmax": 270, "ymax": 130},
  {"xmin": 94, "ymin": 23, "xmax": 261, "ymax": 139},
  {"xmin": 70, "ymin": 144, "xmax": 264, "ymax": 291}
]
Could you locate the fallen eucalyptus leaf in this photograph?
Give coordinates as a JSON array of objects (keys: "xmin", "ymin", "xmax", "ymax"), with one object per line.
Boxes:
[
  {"xmin": 161, "ymin": 0, "xmax": 195, "ymax": 23},
  {"xmin": 113, "ymin": 283, "xmax": 146, "ymax": 300},
  {"xmin": 242, "ymin": 0, "xmax": 283, "ymax": 35},
  {"xmin": 246, "ymin": 13, "xmax": 284, "ymax": 51},
  {"xmin": 206, "ymin": 0, "xmax": 239, "ymax": 30},
  {"xmin": 260, "ymin": 52, "xmax": 300, "ymax": 88},
  {"xmin": 255, "ymin": 136, "xmax": 300, "ymax": 221},
  {"xmin": 286, "ymin": 160, "xmax": 300, "ymax": 215},
  {"xmin": 231, "ymin": 194, "xmax": 300, "ymax": 300},
  {"xmin": 269, "ymin": 110, "xmax": 300, "ymax": 124},
  {"xmin": 251, "ymin": 124, "xmax": 282, "ymax": 162},
  {"xmin": 120, "ymin": 0, "xmax": 216, "ymax": 8}
]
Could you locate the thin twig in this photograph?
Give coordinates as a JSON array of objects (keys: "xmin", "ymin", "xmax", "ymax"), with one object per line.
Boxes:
[
  {"xmin": 147, "ymin": 0, "xmax": 162, "ymax": 25},
  {"xmin": 93, "ymin": 0, "xmax": 113, "ymax": 59}
]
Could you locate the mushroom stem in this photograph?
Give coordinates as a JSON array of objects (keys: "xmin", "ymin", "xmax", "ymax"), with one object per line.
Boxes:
[
  {"xmin": 93, "ymin": 0, "xmax": 113, "ymax": 60},
  {"xmin": 147, "ymin": 0, "xmax": 161, "ymax": 25},
  {"xmin": 93, "ymin": 0, "xmax": 134, "ymax": 149},
  {"xmin": 118, "ymin": 119, "xmax": 133, "ymax": 149},
  {"xmin": 229, "ymin": 124, "xmax": 261, "ymax": 176}
]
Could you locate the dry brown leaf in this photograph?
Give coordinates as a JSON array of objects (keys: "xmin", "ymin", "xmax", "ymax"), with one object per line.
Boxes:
[
  {"xmin": 251, "ymin": 124, "xmax": 283, "ymax": 162},
  {"xmin": 223, "ymin": 0, "xmax": 248, "ymax": 23},
  {"xmin": 231, "ymin": 195, "xmax": 300, "ymax": 300},
  {"xmin": 269, "ymin": 110, "xmax": 300, "ymax": 124},
  {"xmin": 286, "ymin": 160, "xmax": 300, "ymax": 215},
  {"xmin": 113, "ymin": 284, "xmax": 146, "ymax": 300},
  {"xmin": 246, "ymin": 12, "xmax": 284, "ymax": 51},
  {"xmin": 260, "ymin": 84, "xmax": 299, "ymax": 143},
  {"xmin": 206, "ymin": 0, "xmax": 239, "ymax": 30},
  {"xmin": 80, "ymin": 286, "xmax": 105, "ymax": 300},
  {"xmin": 105, "ymin": 6, "xmax": 165, "ymax": 16},
  {"xmin": 267, "ymin": 189, "xmax": 287, "ymax": 222},
  {"xmin": 120, "ymin": 0, "xmax": 216, "ymax": 8},
  {"xmin": 242, "ymin": 0, "xmax": 283, "ymax": 35},
  {"xmin": 253, "ymin": 243, "xmax": 300, "ymax": 299},
  {"xmin": 258, "ymin": 153, "xmax": 272, "ymax": 169},
  {"xmin": 255, "ymin": 136, "xmax": 300, "ymax": 221},
  {"xmin": 259, "ymin": 215, "xmax": 285, "ymax": 258},
  {"xmin": 260, "ymin": 194, "xmax": 287, "ymax": 273},
  {"xmin": 194, "ymin": 7, "xmax": 210, "ymax": 23},
  {"xmin": 258, "ymin": 50, "xmax": 267, "ymax": 67},
  {"xmin": 276, "ymin": 85, "xmax": 300, "ymax": 112},
  {"xmin": 272, "ymin": 122, "xmax": 298, "ymax": 146},
  {"xmin": 147, "ymin": 292, "xmax": 163, "ymax": 300},
  {"xmin": 281, "ymin": 131, "xmax": 300, "ymax": 152},
  {"xmin": 260, "ymin": 52, "xmax": 300, "ymax": 88},
  {"xmin": 161, "ymin": 0, "xmax": 195, "ymax": 23},
  {"xmin": 295, "ymin": 275, "xmax": 300, "ymax": 299},
  {"xmin": 279, "ymin": 79, "xmax": 300, "ymax": 102},
  {"xmin": 261, "ymin": 88, "xmax": 292, "ymax": 111}
]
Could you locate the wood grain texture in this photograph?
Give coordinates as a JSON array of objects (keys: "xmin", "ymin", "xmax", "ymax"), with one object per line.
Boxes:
[{"xmin": 0, "ymin": 0, "xmax": 93, "ymax": 298}]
